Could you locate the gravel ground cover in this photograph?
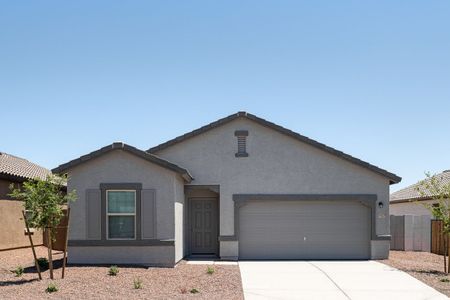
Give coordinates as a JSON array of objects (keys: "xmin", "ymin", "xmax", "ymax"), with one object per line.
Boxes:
[
  {"xmin": 0, "ymin": 246, "xmax": 244, "ymax": 299},
  {"xmin": 379, "ymin": 250, "xmax": 450, "ymax": 297}
]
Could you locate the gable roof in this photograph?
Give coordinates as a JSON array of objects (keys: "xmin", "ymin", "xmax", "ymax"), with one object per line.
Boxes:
[
  {"xmin": 0, "ymin": 152, "xmax": 51, "ymax": 181},
  {"xmin": 147, "ymin": 111, "xmax": 401, "ymax": 184},
  {"xmin": 390, "ymin": 170, "xmax": 450, "ymax": 203},
  {"xmin": 52, "ymin": 142, "xmax": 193, "ymax": 183}
]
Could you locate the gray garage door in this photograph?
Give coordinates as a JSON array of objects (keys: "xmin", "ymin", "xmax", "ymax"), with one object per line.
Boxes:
[{"xmin": 239, "ymin": 200, "xmax": 371, "ymax": 259}]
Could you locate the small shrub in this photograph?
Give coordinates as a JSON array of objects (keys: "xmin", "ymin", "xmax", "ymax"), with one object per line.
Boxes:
[
  {"xmin": 440, "ymin": 278, "xmax": 450, "ymax": 283},
  {"xmin": 180, "ymin": 287, "xmax": 188, "ymax": 294},
  {"xmin": 206, "ymin": 266, "xmax": 215, "ymax": 275},
  {"xmin": 133, "ymin": 277, "xmax": 143, "ymax": 289},
  {"xmin": 190, "ymin": 288, "xmax": 199, "ymax": 294},
  {"xmin": 46, "ymin": 282, "xmax": 58, "ymax": 293},
  {"xmin": 108, "ymin": 265, "xmax": 119, "ymax": 276},
  {"xmin": 13, "ymin": 266, "xmax": 24, "ymax": 277},
  {"xmin": 37, "ymin": 257, "xmax": 49, "ymax": 270}
]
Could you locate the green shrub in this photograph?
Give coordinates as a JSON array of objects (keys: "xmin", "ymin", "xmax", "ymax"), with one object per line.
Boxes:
[
  {"xmin": 37, "ymin": 257, "xmax": 49, "ymax": 270},
  {"xmin": 206, "ymin": 266, "xmax": 215, "ymax": 275},
  {"xmin": 9, "ymin": 175, "xmax": 76, "ymax": 244},
  {"xmin": 13, "ymin": 266, "xmax": 24, "ymax": 277},
  {"xmin": 190, "ymin": 288, "xmax": 199, "ymax": 294},
  {"xmin": 440, "ymin": 278, "xmax": 450, "ymax": 283},
  {"xmin": 108, "ymin": 265, "xmax": 119, "ymax": 276},
  {"xmin": 133, "ymin": 277, "xmax": 143, "ymax": 289},
  {"xmin": 46, "ymin": 282, "xmax": 58, "ymax": 293}
]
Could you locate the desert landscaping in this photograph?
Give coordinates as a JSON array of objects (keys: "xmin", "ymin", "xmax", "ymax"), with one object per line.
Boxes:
[{"xmin": 0, "ymin": 247, "xmax": 244, "ymax": 299}]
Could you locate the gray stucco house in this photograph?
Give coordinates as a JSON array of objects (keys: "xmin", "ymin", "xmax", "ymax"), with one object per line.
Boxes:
[{"xmin": 53, "ymin": 111, "xmax": 401, "ymax": 266}]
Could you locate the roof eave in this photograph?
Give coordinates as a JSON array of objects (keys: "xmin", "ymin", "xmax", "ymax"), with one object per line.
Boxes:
[
  {"xmin": 181, "ymin": 172, "xmax": 194, "ymax": 183},
  {"xmin": 389, "ymin": 177, "xmax": 402, "ymax": 185}
]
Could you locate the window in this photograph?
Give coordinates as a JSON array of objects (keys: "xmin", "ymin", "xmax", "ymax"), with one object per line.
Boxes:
[
  {"xmin": 106, "ymin": 190, "xmax": 136, "ymax": 239},
  {"xmin": 234, "ymin": 130, "xmax": 249, "ymax": 157}
]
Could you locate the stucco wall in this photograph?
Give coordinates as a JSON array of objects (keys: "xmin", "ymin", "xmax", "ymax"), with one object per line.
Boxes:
[
  {"xmin": 174, "ymin": 176, "xmax": 184, "ymax": 263},
  {"xmin": 0, "ymin": 179, "xmax": 43, "ymax": 250},
  {"xmin": 68, "ymin": 150, "xmax": 182, "ymax": 240},
  {"xmin": 154, "ymin": 118, "xmax": 392, "ymax": 258},
  {"xmin": 0, "ymin": 199, "xmax": 44, "ymax": 250},
  {"xmin": 66, "ymin": 150, "xmax": 184, "ymax": 265},
  {"xmin": 69, "ymin": 246, "xmax": 174, "ymax": 266},
  {"xmin": 390, "ymin": 200, "xmax": 438, "ymax": 217},
  {"xmin": 0, "ymin": 179, "xmax": 14, "ymax": 200}
]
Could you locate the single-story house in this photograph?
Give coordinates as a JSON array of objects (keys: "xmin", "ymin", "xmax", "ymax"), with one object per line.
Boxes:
[
  {"xmin": 53, "ymin": 111, "xmax": 401, "ymax": 266},
  {"xmin": 0, "ymin": 152, "xmax": 51, "ymax": 250},
  {"xmin": 390, "ymin": 170, "xmax": 450, "ymax": 217}
]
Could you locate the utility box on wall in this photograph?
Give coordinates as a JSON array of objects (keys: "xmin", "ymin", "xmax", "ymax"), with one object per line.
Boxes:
[{"xmin": 390, "ymin": 215, "xmax": 431, "ymax": 252}]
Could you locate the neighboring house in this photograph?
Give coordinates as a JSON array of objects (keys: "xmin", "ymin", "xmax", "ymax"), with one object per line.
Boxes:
[
  {"xmin": 390, "ymin": 170, "xmax": 450, "ymax": 217},
  {"xmin": 0, "ymin": 152, "xmax": 51, "ymax": 250},
  {"xmin": 53, "ymin": 111, "xmax": 401, "ymax": 266}
]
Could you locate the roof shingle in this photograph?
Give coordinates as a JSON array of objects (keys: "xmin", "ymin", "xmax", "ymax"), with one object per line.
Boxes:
[{"xmin": 0, "ymin": 152, "xmax": 51, "ymax": 181}]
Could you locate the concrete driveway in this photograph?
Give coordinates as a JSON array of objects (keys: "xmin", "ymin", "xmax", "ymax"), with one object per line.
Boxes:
[{"xmin": 239, "ymin": 261, "xmax": 447, "ymax": 300}]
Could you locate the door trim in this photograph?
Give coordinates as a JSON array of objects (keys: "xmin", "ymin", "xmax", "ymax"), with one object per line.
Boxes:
[{"xmin": 187, "ymin": 197, "xmax": 219, "ymax": 256}]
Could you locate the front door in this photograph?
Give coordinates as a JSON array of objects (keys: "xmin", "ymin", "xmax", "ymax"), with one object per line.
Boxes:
[{"xmin": 189, "ymin": 198, "xmax": 218, "ymax": 255}]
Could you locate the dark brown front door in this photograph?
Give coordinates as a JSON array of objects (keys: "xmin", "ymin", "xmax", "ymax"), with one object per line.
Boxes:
[{"xmin": 189, "ymin": 198, "xmax": 218, "ymax": 255}]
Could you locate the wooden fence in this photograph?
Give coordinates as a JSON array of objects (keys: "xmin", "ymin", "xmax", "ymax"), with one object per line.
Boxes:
[{"xmin": 431, "ymin": 220, "xmax": 450, "ymax": 255}]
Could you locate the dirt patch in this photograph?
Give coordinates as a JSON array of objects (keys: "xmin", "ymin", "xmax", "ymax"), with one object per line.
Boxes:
[
  {"xmin": 0, "ymin": 247, "xmax": 243, "ymax": 299},
  {"xmin": 378, "ymin": 251, "xmax": 450, "ymax": 297}
]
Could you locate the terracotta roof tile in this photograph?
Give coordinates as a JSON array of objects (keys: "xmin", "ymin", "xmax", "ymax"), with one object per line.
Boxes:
[
  {"xmin": 390, "ymin": 170, "xmax": 450, "ymax": 202},
  {"xmin": 0, "ymin": 152, "xmax": 51, "ymax": 180}
]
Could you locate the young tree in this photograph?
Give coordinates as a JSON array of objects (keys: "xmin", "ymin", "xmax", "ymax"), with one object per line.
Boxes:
[
  {"xmin": 416, "ymin": 172, "xmax": 450, "ymax": 273},
  {"xmin": 10, "ymin": 174, "xmax": 76, "ymax": 279}
]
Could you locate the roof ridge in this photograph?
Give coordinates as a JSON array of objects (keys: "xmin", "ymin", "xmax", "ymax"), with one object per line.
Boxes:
[{"xmin": 1, "ymin": 151, "xmax": 34, "ymax": 162}]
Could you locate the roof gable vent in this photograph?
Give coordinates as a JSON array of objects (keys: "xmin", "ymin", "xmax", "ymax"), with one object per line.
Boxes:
[{"xmin": 235, "ymin": 130, "xmax": 248, "ymax": 157}]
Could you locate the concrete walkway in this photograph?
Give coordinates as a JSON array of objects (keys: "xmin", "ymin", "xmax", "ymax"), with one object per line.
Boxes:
[{"xmin": 239, "ymin": 261, "xmax": 447, "ymax": 300}]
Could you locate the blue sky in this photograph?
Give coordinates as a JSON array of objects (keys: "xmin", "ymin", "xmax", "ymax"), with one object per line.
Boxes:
[{"xmin": 1, "ymin": 1, "xmax": 449, "ymax": 192}]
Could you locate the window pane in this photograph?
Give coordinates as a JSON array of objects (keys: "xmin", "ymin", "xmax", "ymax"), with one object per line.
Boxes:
[
  {"xmin": 108, "ymin": 216, "xmax": 135, "ymax": 239},
  {"xmin": 107, "ymin": 191, "xmax": 135, "ymax": 213}
]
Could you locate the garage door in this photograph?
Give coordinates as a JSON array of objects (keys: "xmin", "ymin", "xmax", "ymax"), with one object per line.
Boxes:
[{"xmin": 239, "ymin": 200, "xmax": 371, "ymax": 259}]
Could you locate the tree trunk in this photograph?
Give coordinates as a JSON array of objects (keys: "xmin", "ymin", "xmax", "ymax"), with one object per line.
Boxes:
[
  {"xmin": 47, "ymin": 229, "xmax": 54, "ymax": 279},
  {"xmin": 444, "ymin": 234, "xmax": 450, "ymax": 274},
  {"xmin": 61, "ymin": 208, "xmax": 70, "ymax": 279},
  {"xmin": 444, "ymin": 233, "xmax": 448, "ymax": 274},
  {"xmin": 22, "ymin": 211, "xmax": 42, "ymax": 280}
]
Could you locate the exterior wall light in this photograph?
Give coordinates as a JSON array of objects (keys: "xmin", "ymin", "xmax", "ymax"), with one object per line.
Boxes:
[{"xmin": 378, "ymin": 201, "xmax": 384, "ymax": 209}]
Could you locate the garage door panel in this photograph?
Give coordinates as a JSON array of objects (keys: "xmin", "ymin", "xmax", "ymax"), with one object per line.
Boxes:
[{"xmin": 239, "ymin": 200, "xmax": 370, "ymax": 259}]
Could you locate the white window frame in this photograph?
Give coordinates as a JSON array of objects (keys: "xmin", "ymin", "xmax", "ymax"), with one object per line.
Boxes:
[{"xmin": 106, "ymin": 189, "xmax": 136, "ymax": 240}]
